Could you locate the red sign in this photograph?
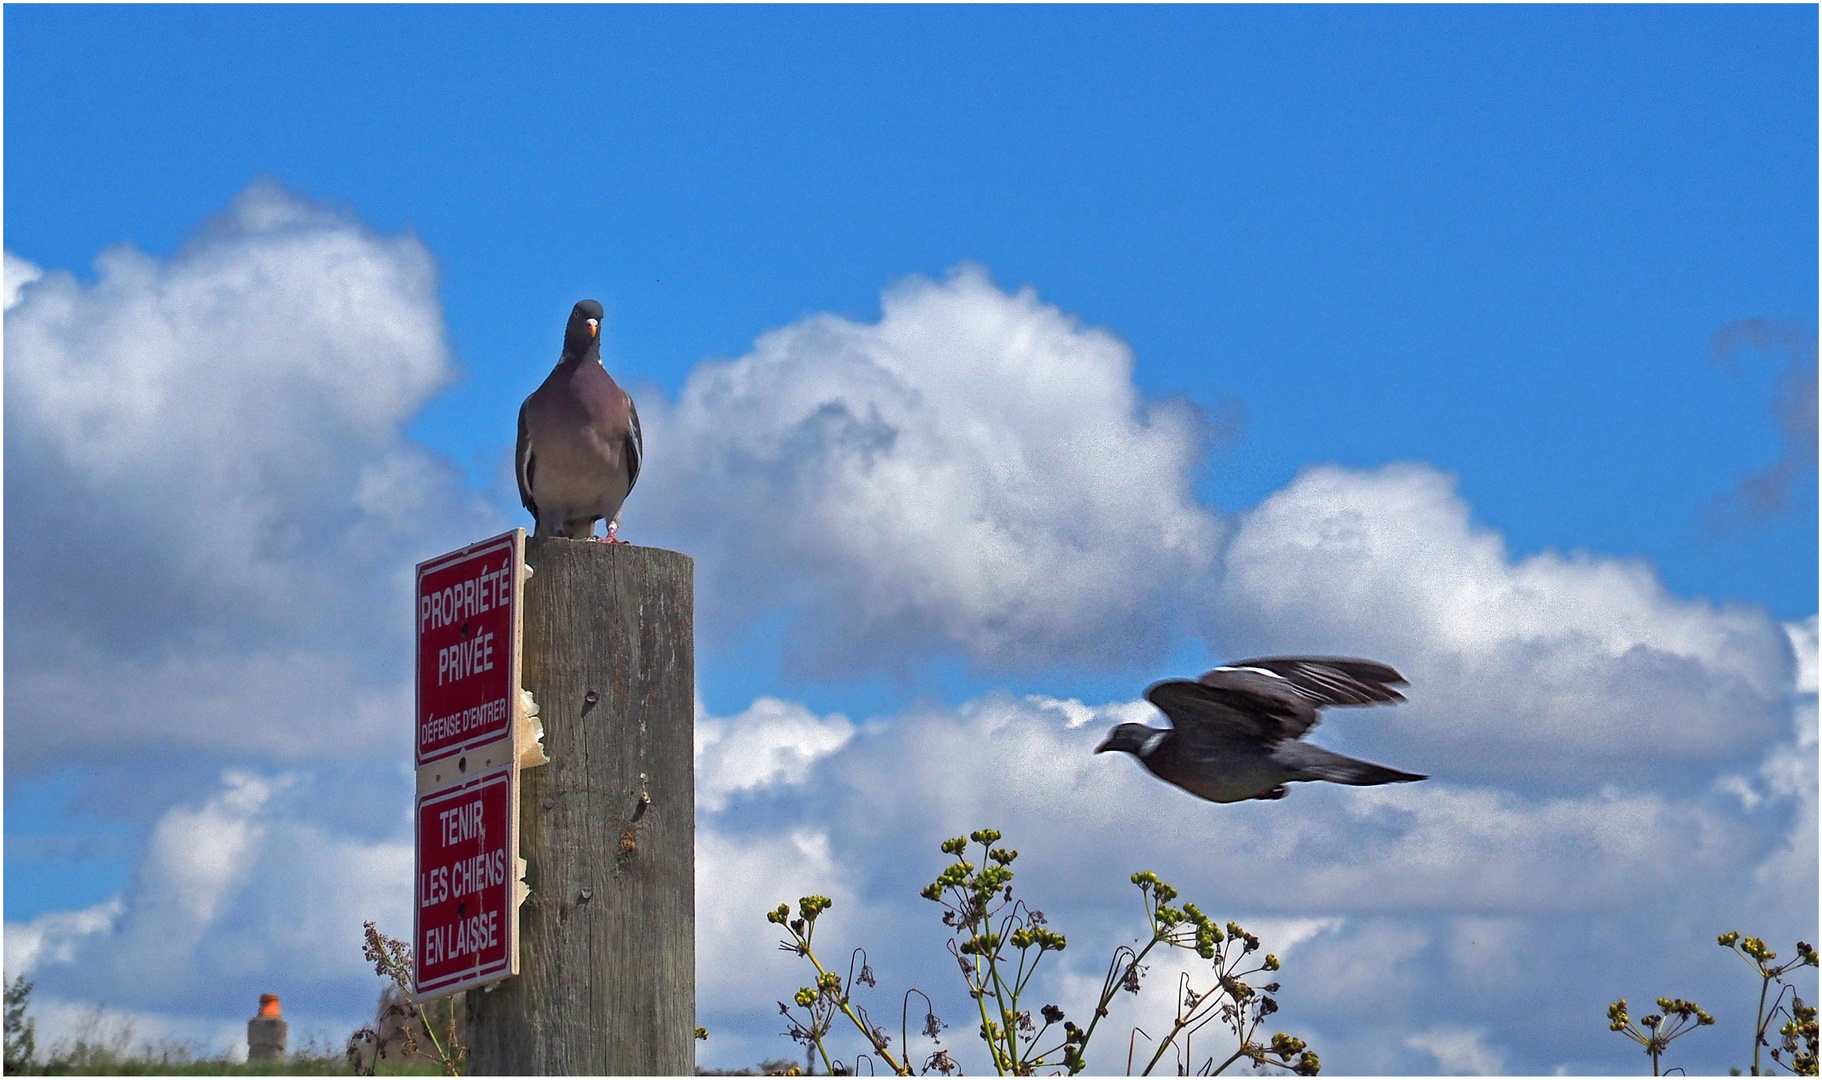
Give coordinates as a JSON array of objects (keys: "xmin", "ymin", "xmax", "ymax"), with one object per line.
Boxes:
[
  {"xmin": 414, "ymin": 765, "xmax": 516, "ymax": 997},
  {"xmin": 416, "ymin": 531, "xmax": 523, "ymax": 768},
  {"xmin": 414, "ymin": 528, "xmax": 528, "ymax": 998}
]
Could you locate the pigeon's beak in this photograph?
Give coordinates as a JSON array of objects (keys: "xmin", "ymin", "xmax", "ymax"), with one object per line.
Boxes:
[
  {"xmin": 587, "ymin": 318, "xmax": 599, "ymax": 338},
  {"xmin": 1093, "ymin": 735, "xmax": 1113, "ymax": 754}
]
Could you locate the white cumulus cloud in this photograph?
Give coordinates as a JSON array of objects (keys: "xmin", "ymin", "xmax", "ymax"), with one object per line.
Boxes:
[
  {"xmin": 5, "ymin": 769, "xmax": 413, "ymax": 1026},
  {"xmin": 1217, "ymin": 462, "xmax": 1795, "ymax": 785},
  {"xmin": 637, "ymin": 265, "xmax": 1222, "ymax": 675},
  {"xmin": 5, "ymin": 250, "xmax": 44, "ymax": 309},
  {"xmin": 4, "ymin": 181, "xmax": 499, "ymax": 771},
  {"xmin": 696, "ymin": 697, "xmax": 856, "ymax": 813},
  {"xmin": 4, "ymin": 899, "xmax": 124, "ymax": 982},
  {"xmin": 1405, "ymin": 1026, "xmax": 1507, "ymax": 1075},
  {"xmin": 695, "ymin": 827, "xmax": 859, "ymax": 1016}
]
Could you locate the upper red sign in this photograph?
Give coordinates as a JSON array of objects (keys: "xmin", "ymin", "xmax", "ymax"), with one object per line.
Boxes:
[
  {"xmin": 416, "ymin": 530, "xmax": 523, "ymax": 768},
  {"xmin": 414, "ymin": 764, "xmax": 515, "ymax": 997}
]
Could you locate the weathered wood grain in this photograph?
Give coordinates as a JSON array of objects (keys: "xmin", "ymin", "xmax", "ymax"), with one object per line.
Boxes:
[{"xmin": 466, "ymin": 540, "xmax": 695, "ymax": 1075}]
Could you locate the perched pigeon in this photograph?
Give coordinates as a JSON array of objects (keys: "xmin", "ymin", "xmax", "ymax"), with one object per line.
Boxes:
[
  {"xmin": 1096, "ymin": 656, "xmax": 1425, "ymax": 803},
  {"xmin": 516, "ymin": 299, "xmax": 643, "ymax": 540}
]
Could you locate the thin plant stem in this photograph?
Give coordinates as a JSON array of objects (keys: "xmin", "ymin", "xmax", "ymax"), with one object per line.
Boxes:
[
  {"xmin": 1755, "ymin": 972, "xmax": 1771, "ymax": 1076},
  {"xmin": 1128, "ymin": 1027, "xmax": 1150, "ymax": 1076},
  {"xmin": 799, "ymin": 940, "xmax": 907, "ymax": 1075}
]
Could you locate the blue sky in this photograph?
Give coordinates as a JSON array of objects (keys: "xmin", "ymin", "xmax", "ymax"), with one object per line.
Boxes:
[{"xmin": 4, "ymin": 6, "xmax": 1815, "ymax": 1075}]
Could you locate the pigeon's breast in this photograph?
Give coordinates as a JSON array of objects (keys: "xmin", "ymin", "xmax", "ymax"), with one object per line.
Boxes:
[
  {"xmin": 1143, "ymin": 742, "xmax": 1288, "ymax": 804},
  {"xmin": 524, "ymin": 365, "xmax": 633, "ymax": 519}
]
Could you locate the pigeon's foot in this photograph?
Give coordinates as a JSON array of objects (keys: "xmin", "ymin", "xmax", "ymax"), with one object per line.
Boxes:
[{"xmin": 1251, "ymin": 786, "xmax": 1289, "ymax": 801}]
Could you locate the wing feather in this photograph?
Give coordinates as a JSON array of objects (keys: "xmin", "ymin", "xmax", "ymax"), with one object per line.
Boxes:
[{"xmin": 1196, "ymin": 656, "xmax": 1406, "ymax": 738}]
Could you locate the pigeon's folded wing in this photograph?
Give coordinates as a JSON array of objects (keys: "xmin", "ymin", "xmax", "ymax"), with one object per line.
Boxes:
[
  {"xmin": 625, "ymin": 391, "xmax": 643, "ymax": 493},
  {"xmin": 515, "ymin": 404, "xmax": 538, "ymax": 518}
]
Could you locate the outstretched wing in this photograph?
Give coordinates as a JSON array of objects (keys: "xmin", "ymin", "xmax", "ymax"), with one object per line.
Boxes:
[
  {"xmin": 515, "ymin": 401, "xmax": 539, "ymax": 519},
  {"xmin": 1144, "ymin": 679, "xmax": 1279, "ymax": 759},
  {"xmin": 624, "ymin": 390, "xmax": 643, "ymax": 494},
  {"xmin": 1194, "ymin": 656, "xmax": 1407, "ymax": 740}
]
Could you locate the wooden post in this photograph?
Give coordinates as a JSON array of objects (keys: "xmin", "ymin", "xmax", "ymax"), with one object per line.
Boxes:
[{"xmin": 466, "ymin": 540, "xmax": 695, "ymax": 1075}]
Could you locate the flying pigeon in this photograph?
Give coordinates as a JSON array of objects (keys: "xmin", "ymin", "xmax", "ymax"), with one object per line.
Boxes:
[
  {"xmin": 516, "ymin": 299, "xmax": 643, "ymax": 541},
  {"xmin": 1095, "ymin": 656, "xmax": 1425, "ymax": 803}
]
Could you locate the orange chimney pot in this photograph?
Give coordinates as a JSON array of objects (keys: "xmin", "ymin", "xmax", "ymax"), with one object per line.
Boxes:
[{"xmin": 258, "ymin": 994, "xmax": 281, "ymax": 1018}]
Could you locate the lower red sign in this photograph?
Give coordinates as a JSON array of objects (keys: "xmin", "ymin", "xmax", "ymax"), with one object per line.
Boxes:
[{"xmin": 414, "ymin": 764, "xmax": 515, "ymax": 997}]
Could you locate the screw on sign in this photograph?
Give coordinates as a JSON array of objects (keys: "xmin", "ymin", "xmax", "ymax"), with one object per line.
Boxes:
[
  {"xmin": 417, "ymin": 531, "xmax": 522, "ymax": 768},
  {"xmin": 416, "ymin": 766, "xmax": 514, "ymax": 996}
]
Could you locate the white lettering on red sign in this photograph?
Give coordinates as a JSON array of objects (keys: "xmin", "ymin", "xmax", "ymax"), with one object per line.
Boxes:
[
  {"xmin": 419, "ymin": 562, "xmax": 513, "ymax": 633},
  {"xmin": 421, "ymin": 848, "xmax": 510, "ymax": 908},
  {"xmin": 415, "ymin": 766, "xmax": 514, "ymax": 997},
  {"xmin": 437, "ymin": 629, "xmax": 496, "ymax": 685},
  {"xmin": 421, "ymin": 909, "xmax": 502, "ymax": 968},
  {"xmin": 416, "ymin": 533, "xmax": 519, "ymax": 768},
  {"xmin": 440, "ymin": 800, "xmax": 484, "ymax": 846},
  {"xmin": 419, "ymin": 696, "xmax": 511, "ymax": 748}
]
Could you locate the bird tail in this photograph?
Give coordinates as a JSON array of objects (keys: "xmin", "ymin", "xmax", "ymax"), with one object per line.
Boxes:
[
  {"xmin": 1331, "ymin": 760, "xmax": 1427, "ymax": 786},
  {"xmin": 1273, "ymin": 742, "xmax": 1426, "ymax": 787}
]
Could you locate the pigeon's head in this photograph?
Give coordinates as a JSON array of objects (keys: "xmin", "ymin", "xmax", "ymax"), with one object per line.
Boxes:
[
  {"xmin": 1095, "ymin": 723, "xmax": 1165, "ymax": 758},
  {"xmin": 564, "ymin": 299, "xmax": 606, "ymax": 356}
]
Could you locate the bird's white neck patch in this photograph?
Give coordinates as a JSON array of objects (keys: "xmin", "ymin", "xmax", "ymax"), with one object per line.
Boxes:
[{"xmin": 1140, "ymin": 731, "xmax": 1167, "ymax": 757}]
